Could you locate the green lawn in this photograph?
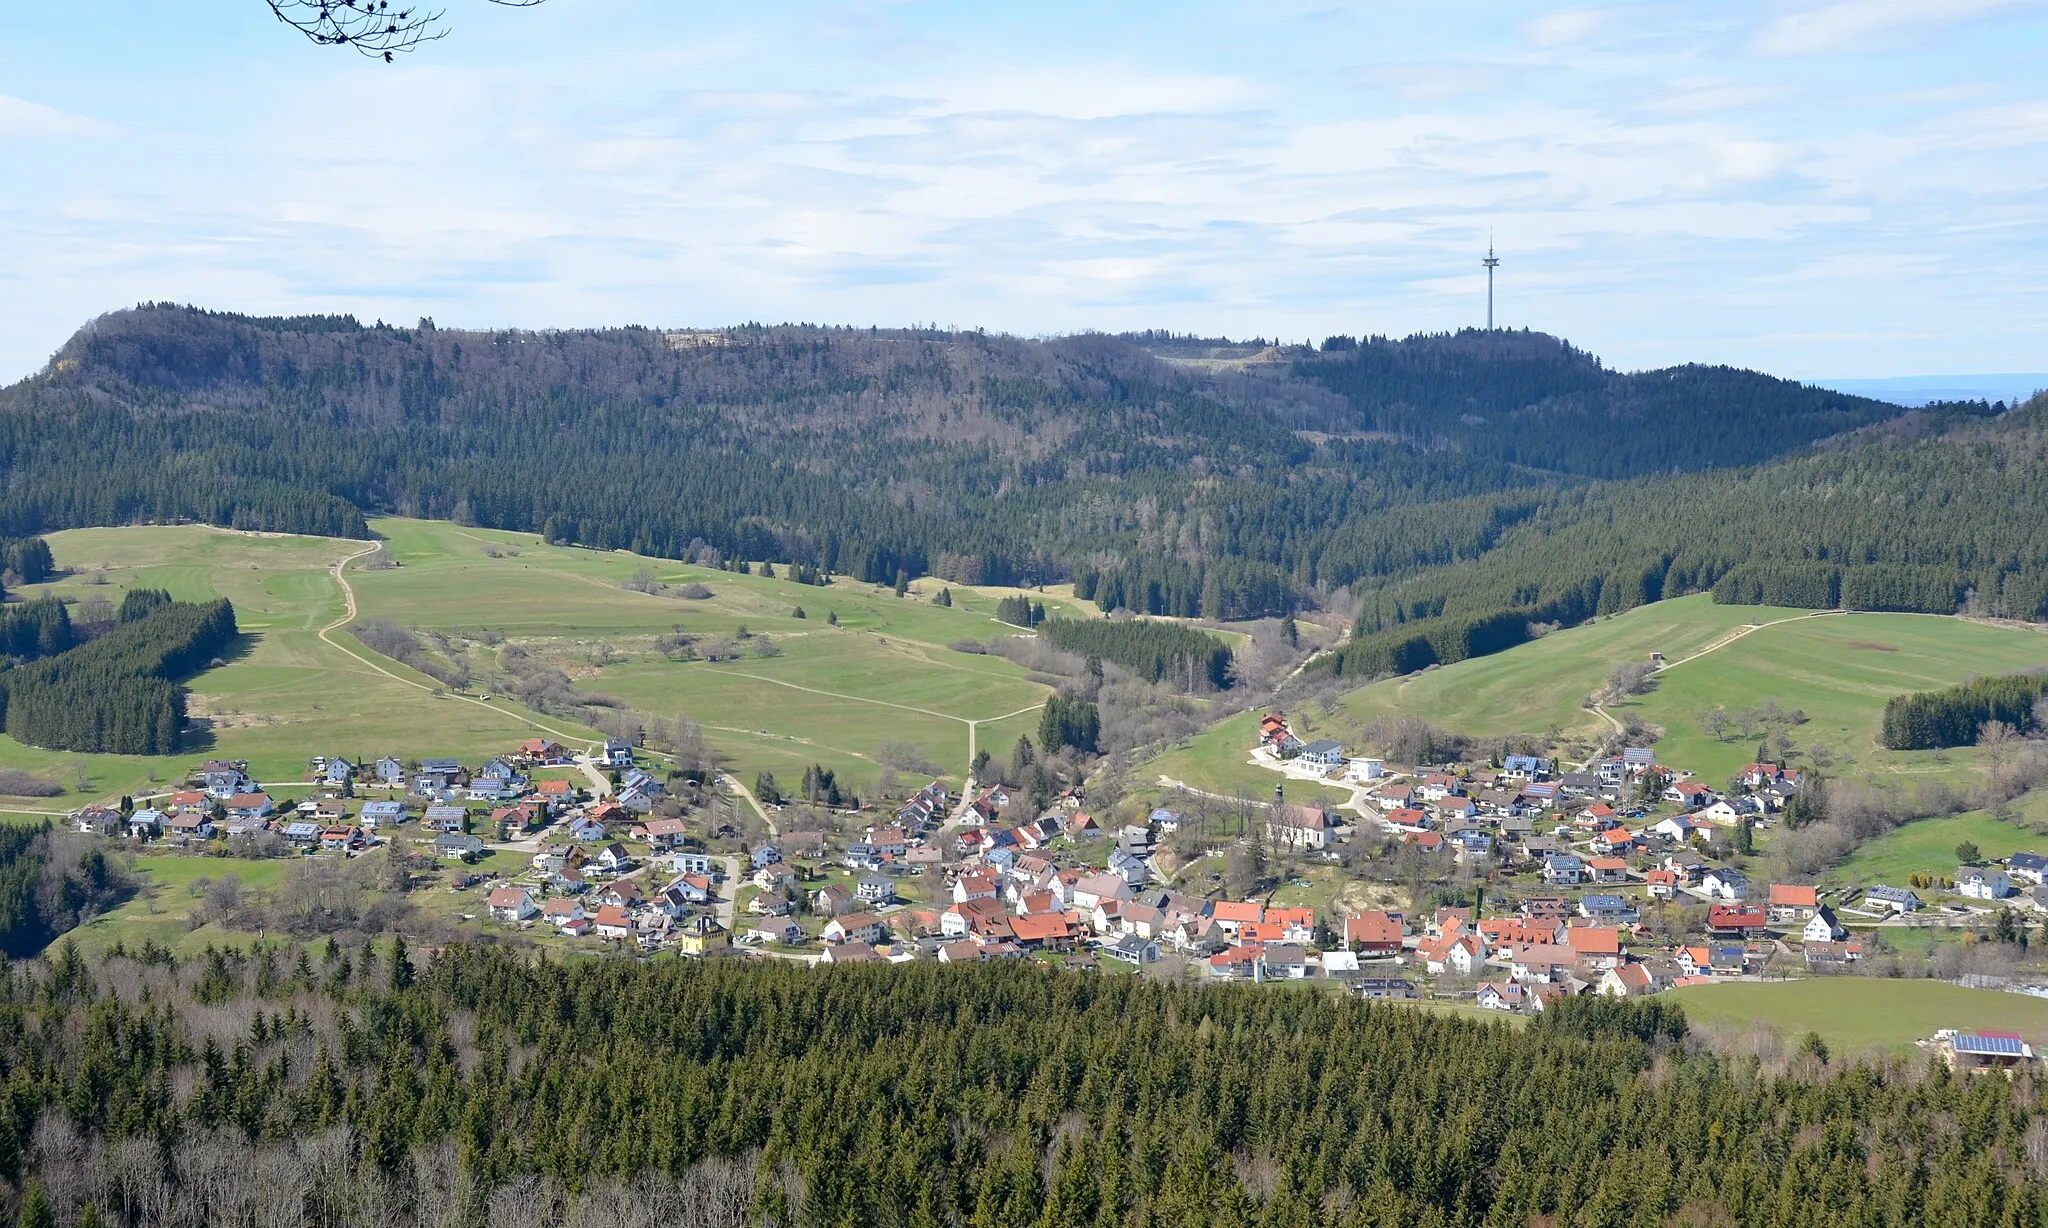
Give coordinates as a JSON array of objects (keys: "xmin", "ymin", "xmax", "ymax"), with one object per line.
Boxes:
[
  {"xmin": 1337, "ymin": 596, "xmax": 1803, "ymax": 740},
  {"xmin": 1665, "ymin": 978, "xmax": 2048, "ymax": 1055},
  {"xmin": 1140, "ymin": 708, "xmax": 1277, "ymax": 800},
  {"xmin": 0, "ymin": 519, "xmax": 1069, "ymax": 806},
  {"xmin": 1833, "ymin": 795, "xmax": 2048, "ymax": 887},
  {"xmin": 1633, "ymin": 610, "xmax": 2048, "ymax": 785}
]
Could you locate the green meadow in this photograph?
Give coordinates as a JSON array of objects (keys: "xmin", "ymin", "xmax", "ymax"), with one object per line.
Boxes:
[
  {"xmin": 1631, "ymin": 609, "xmax": 2048, "ymax": 784},
  {"xmin": 1666, "ymin": 978, "xmax": 2048, "ymax": 1055},
  {"xmin": 0, "ymin": 519, "xmax": 1067, "ymax": 805},
  {"xmin": 1832, "ymin": 796, "xmax": 2048, "ymax": 887},
  {"xmin": 1336, "ymin": 595, "xmax": 1803, "ymax": 740}
]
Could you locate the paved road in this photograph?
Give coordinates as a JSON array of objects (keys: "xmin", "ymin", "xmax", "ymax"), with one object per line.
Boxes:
[
  {"xmin": 714, "ymin": 854, "xmax": 741, "ymax": 931},
  {"xmin": 573, "ymin": 753, "xmax": 614, "ymax": 798}
]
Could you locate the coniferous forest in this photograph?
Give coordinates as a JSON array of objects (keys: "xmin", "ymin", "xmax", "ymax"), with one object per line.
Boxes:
[
  {"xmin": 0, "ymin": 942, "xmax": 2044, "ymax": 1228},
  {"xmin": 1881, "ymin": 671, "xmax": 2048, "ymax": 750},
  {"xmin": 0, "ymin": 599, "xmax": 236, "ymax": 755},
  {"xmin": 3, "ymin": 306, "xmax": 2046, "ymax": 683},
  {"xmin": 1037, "ymin": 619, "xmax": 1233, "ymax": 691}
]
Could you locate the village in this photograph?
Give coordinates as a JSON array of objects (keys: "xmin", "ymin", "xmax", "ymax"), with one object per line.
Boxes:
[{"xmin": 61, "ymin": 716, "xmax": 2048, "ymax": 1069}]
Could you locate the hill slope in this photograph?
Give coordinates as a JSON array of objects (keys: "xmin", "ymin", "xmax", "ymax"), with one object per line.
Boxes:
[{"xmin": 0, "ymin": 306, "xmax": 1915, "ymax": 622}]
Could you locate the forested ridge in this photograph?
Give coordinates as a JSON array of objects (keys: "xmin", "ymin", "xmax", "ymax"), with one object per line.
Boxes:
[
  {"xmin": 1326, "ymin": 397, "xmax": 2048, "ymax": 679},
  {"xmin": 1, "ymin": 943, "xmax": 2044, "ymax": 1228},
  {"xmin": 1, "ymin": 305, "xmax": 1940, "ymax": 624}
]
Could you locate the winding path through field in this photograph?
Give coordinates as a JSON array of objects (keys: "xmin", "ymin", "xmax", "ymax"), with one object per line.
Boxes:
[
  {"xmin": 1575, "ymin": 609, "xmax": 1848, "ymax": 764},
  {"xmin": 316, "ymin": 541, "xmax": 604, "ymax": 750}
]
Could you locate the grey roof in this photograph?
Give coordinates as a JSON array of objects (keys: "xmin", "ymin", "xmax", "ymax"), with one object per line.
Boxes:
[
  {"xmin": 1953, "ymin": 1034, "xmax": 2030, "ymax": 1056},
  {"xmin": 1299, "ymin": 739, "xmax": 1342, "ymax": 755},
  {"xmin": 2010, "ymin": 852, "xmax": 2048, "ymax": 871}
]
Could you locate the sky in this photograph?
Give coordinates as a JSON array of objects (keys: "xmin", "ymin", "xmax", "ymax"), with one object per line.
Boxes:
[{"xmin": 2, "ymin": 0, "xmax": 2047, "ymax": 383}]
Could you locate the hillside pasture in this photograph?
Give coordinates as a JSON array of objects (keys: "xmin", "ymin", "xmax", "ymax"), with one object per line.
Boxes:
[
  {"xmin": 349, "ymin": 520, "xmax": 1059, "ymax": 794},
  {"xmin": 0, "ymin": 526, "xmax": 569, "ymax": 802},
  {"xmin": 1666, "ymin": 977, "xmax": 2048, "ymax": 1055},
  {"xmin": 1335, "ymin": 596, "xmax": 1802, "ymax": 742},
  {"xmin": 1632, "ymin": 610, "xmax": 2048, "ymax": 784}
]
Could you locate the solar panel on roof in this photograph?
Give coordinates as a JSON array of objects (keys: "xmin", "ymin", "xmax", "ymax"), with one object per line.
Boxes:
[{"xmin": 1953, "ymin": 1034, "xmax": 2029, "ymax": 1056}]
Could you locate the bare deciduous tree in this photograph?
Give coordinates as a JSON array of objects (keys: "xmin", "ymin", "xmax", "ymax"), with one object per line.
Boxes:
[{"xmin": 267, "ymin": 0, "xmax": 544, "ymax": 63}]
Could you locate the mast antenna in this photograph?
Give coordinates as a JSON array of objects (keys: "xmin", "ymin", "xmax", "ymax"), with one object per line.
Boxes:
[{"xmin": 1482, "ymin": 237, "xmax": 1500, "ymax": 330}]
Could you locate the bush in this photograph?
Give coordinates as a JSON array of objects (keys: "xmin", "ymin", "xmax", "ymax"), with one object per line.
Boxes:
[{"xmin": 0, "ymin": 770, "xmax": 61, "ymax": 798}]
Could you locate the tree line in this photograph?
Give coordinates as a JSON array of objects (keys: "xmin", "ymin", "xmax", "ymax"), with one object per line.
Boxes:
[
  {"xmin": 0, "ymin": 943, "xmax": 2044, "ymax": 1228},
  {"xmin": 0, "ymin": 822, "xmax": 132, "ymax": 958},
  {"xmin": 1881, "ymin": 670, "xmax": 2048, "ymax": 750},
  {"xmin": 1, "ymin": 306, "xmax": 1965, "ymax": 631},
  {"xmin": 1037, "ymin": 618, "xmax": 1232, "ymax": 691},
  {"xmin": 1323, "ymin": 401, "xmax": 2048, "ymax": 681},
  {"xmin": 0, "ymin": 599, "xmax": 237, "ymax": 755}
]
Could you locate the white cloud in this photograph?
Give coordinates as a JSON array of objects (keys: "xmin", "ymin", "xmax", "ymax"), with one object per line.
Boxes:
[
  {"xmin": 1522, "ymin": 7, "xmax": 1614, "ymax": 47},
  {"xmin": 0, "ymin": 94, "xmax": 111, "ymax": 142},
  {"xmin": 1754, "ymin": 0, "xmax": 2045, "ymax": 54}
]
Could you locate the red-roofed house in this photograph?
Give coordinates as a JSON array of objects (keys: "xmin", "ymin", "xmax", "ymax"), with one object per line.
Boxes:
[
  {"xmin": 1586, "ymin": 857, "xmax": 1630, "ymax": 885},
  {"xmin": 1598, "ymin": 962, "xmax": 1656, "ymax": 997},
  {"xmin": 1707, "ymin": 905, "xmax": 1769, "ymax": 937},
  {"xmin": 1344, "ymin": 910, "xmax": 1406, "ymax": 955},
  {"xmin": 1210, "ymin": 900, "xmax": 1263, "ymax": 934},
  {"xmin": 1767, "ymin": 883, "xmax": 1818, "ymax": 921},
  {"xmin": 1564, "ymin": 926, "xmax": 1623, "ymax": 969},
  {"xmin": 593, "ymin": 904, "xmax": 632, "ymax": 939}
]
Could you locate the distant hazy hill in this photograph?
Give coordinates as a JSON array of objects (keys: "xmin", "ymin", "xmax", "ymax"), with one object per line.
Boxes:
[{"xmin": 0, "ymin": 305, "xmax": 1943, "ymax": 628}]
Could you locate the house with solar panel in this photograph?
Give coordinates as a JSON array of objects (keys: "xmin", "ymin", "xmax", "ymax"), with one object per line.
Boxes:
[{"xmin": 1937, "ymin": 1030, "xmax": 2037, "ymax": 1074}]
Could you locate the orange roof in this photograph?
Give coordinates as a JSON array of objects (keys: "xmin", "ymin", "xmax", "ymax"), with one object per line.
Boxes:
[
  {"xmin": 537, "ymin": 779, "xmax": 573, "ymax": 796},
  {"xmin": 1386, "ymin": 808, "xmax": 1429, "ymax": 826},
  {"xmin": 1266, "ymin": 907, "xmax": 1314, "ymax": 930},
  {"xmin": 1565, "ymin": 927, "xmax": 1621, "ymax": 955},
  {"xmin": 1211, "ymin": 900, "xmax": 1263, "ymax": 924},
  {"xmin": 1768, "ymin": 883, "xmax": 1817, "ymax": 908},
  {"xmin": 1610, "ymin": 963, "xmax": 1653, "ymax": 988},
  {"xmin": 1009, "ymin": 913, "xmax": 1073, "ymax": 942},
  {"xmin": 1239, "ymin": 921, "xmax": 1284, "ymax": 943},
  {"xmin": 594, "ymin": 905, "xmax": 629, "ymax": 927},
  {"xmin": 1646, "ymin": 869, "xmax": 1677, "ymax": 884},
  {"xmin": 1346, "ymin": 911, "xmax": 1404, "ymax": 944},
  {"xmin": 1587, "ymin": 857, "xmax": 1627, "ymax": 871}
]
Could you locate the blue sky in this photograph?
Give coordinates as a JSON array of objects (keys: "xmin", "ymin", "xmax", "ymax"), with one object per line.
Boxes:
[{"xmin": 2, "ymin": 0, "xmax": 2046, "ymax": 382}]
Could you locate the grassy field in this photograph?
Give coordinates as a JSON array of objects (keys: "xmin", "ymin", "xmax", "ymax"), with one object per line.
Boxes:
[
  {"xmin": 1632, "ymin": 610, "xmax": 2048, "ymax": 784},
  {"xmin": 0, "ymin": 519, "xmax": 1070, "ymax": 806},
  {"xmin": 347, "ymin": 519, "xmax": 1060, "ymax": 794},
  {"xmin": 1263, "ymin": 596, "xmax": 2048, "ymax": 793},
  {"xmin": 1666, "ymin": 978, "xmax": 2048, "ymax": 1054},
  {"xmin": 65, "ymin": 853, "xmax": 297, "ymax": 957},
  {"xmin": 1336, "ymin": 596, "xmax": 1804, "ymax": 741},
  {"xmin": 0, "ymin": 526, "xmax": 575, "ymax": 805},
  {"xmin": 1832, "ymin": 794, "xmax": 2048, "ymax": 886}
]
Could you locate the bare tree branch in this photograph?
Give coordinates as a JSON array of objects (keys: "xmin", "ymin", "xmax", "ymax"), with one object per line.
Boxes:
[{"xmin": 265, "ymin": 0, "xmax": 543, "ymax": 63}]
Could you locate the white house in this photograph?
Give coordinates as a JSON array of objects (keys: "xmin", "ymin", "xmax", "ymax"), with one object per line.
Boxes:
[
  {"xmin": 1296, "ymin": 740, "xmax": 1345, "ymax": 768},
  {"xmin": 1803, "ymin": 905, "xmax": 1847, "ymax": 943},
  {"xmin": 822, "ymin": 915, "xmax": 884, "ymax": 945},
  {"xmin": 1701, "ymin": 869, "xmax": 1749, "ymax": 901},
  {"xmin": 1958, "ymin": 869, "xmax": 2013, "ymax": 900}
]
